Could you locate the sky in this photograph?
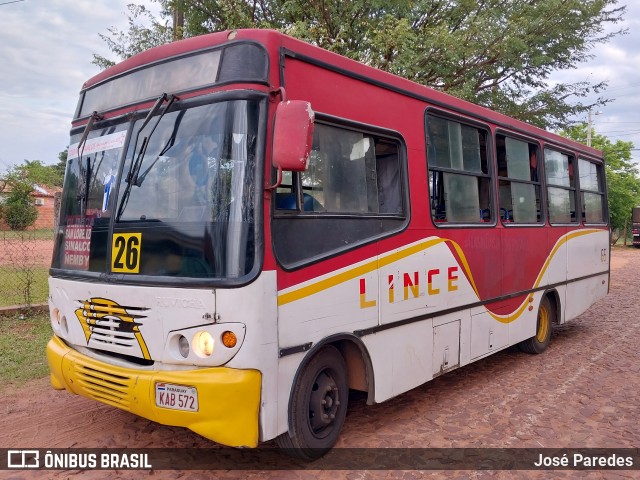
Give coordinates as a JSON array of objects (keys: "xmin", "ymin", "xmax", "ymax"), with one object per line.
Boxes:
[
  {"xmin": 0, "ymin": 0, "xmax": 161, "ymax": 172},
  {"xmin": 0, "ymin": 0, "xmax": 639, "ymax": 173}
]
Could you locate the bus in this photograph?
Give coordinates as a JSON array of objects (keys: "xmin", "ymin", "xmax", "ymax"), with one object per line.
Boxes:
[
  {"xmin": 47, "ymin": 29, "xmax": 610, "ymax": 459},
  {"xmin": 633, "ymin": 207, "xmax": 640, "ymax": 247}
]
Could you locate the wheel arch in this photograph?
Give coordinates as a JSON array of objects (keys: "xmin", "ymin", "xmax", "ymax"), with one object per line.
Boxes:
[
  {"xmin": 542, "ymin": 288, "xmax": 561, "ymax": 324},
  {"xmin": 285, "ymin": 334, "xmax": 375, "ymax": 435}
]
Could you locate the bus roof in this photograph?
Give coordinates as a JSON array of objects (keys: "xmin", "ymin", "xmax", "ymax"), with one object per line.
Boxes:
[{"xmin": 84, "ymin": 28, "xmax": 602, "ymax": 159}]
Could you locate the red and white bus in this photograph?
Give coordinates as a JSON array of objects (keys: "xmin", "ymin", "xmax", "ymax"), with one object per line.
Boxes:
[{"xmin": 47, "ymin": 29, "xmax": 609, "ymax": 459}]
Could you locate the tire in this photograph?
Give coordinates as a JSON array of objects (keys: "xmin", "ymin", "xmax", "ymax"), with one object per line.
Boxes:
[
  {"xmin": 276, "ymin": 345, "xmax": 349, "ymax": 460},
  {"xmin": 518, "ymin": 296, "xmax": 554, "ymax": 354}
]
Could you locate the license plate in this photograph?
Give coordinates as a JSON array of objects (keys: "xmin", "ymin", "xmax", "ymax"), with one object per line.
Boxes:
[{"xmin": 155, "ymin": 382, "xmax": 199, "ymax": 412}]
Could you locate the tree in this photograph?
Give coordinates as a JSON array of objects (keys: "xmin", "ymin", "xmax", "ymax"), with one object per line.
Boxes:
[
  {"xmin": 0, "ymin": 181, "xmax": 38, "ymax": 231},
  {"xmin": 15, "ymin": 160, "xmax": 64, "ymax": 188},
  {"xmin": 0, "ymin": 159, "xmax": 64, "ymax": 231},
  {"xmin": 93, "ymin": 4, "xmax": 174, "ymax": 69},
  {"xmin": 94, "ymin": 0, "xmax": 626, "ymax": 129},
  {"xmin": 561, "ymin": 124, "xmax": 640, "ymax": 243},
  {"xmin": 0, "ymin": 167, "xmax": 38, "ymax": 231},
  {"xmin": 54, "ymin": 150, "xmax": 68, "ymax": 186}
]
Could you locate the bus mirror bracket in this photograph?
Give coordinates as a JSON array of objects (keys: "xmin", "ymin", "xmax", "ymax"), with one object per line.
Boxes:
[{"xmin": 267, "ymin": 100, "xmax": 314, "ymax": 190}]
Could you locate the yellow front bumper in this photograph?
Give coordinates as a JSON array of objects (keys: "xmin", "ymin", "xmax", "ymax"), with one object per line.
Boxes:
[{"xmin": 46, "ymin": 336, "xmax": 261, "ymax": 447}]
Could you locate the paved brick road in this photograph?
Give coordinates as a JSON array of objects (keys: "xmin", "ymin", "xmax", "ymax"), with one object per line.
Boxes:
[{"xmin": 2, "ymin": 247, "xmax": 639, "ymax": 479}]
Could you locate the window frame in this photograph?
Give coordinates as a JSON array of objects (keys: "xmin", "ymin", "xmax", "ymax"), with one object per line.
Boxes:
[
  {"xmin": 543, "ymin": 146, "xmax": 579, "ymax": 226},
  {"xmin": 578, "ymin": 156, "xmax": 607, "ymax": 225},
  {"xmin": 273, "ymin": 115, "xmax": 409, "ymax": 220},
  {"xmin": 425, "ymin": 110, "xmax": 495, "ymax": 227},
  {"xmin": 270, "ymin": 114, "xmax": 410, "ymax": 270},
  {"xmin": 495, "ymin": 130, "xmax": 545, "ymax": 227}
]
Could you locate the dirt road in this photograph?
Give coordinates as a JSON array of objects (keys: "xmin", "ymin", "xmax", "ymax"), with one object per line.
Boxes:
[{"xmin": 1, "ymin": 247, "xmax": 639, "ymax": 479}]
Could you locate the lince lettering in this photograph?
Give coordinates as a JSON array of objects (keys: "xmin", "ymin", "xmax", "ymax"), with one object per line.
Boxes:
[{"xmin": 359, "ymin": 266, "xmax": 459, "ymax": 309}]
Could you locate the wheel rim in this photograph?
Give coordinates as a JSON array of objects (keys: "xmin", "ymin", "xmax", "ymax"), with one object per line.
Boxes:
[
  {"xmin": 308, "ymin": 369, "xmax": 341, "ymax": 438},
  {"xmin": 536, "ymin": 303, "xmax": 550, "ymax": 343}
]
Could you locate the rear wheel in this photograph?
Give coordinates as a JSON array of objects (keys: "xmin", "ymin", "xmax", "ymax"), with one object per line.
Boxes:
[
  {"xmin": 518, "ymin": 296, "xmax": 554, "ymax": 354},
  {"xmin": 276, "ymin": 345, "xmax": 349, "ymax": 460}
]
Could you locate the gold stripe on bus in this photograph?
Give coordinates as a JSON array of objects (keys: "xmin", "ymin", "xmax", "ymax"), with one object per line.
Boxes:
[
  {"xmin": 277, "ymin": 229, "xmax": 605, "ymax": 318},
  {"xmin": 135, "ymin": 331, "xmax": 151, "ymax": 360},
  {"xmin": 444, "ymin": 239, "xmax": 480, "ymax": 297},
  {"xmin": 487, "ymin": 229, "xmax": 604, "ymax": 324},
  {"xmin": 277, "ymin": 238, "xmax": 445, "ymax": 306},
  {"xmin": 533, "ymin": 229, "xmax": 601, "ymax": 289}
]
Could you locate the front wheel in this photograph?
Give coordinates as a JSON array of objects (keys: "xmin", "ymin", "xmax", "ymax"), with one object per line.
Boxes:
[
  {"xmin": 276, "ymin": 345, "xmax": 349, "ymax": 460},
  {"xmin": 518, "ymin": 296, "xmax": 554, "ymax": 354}
]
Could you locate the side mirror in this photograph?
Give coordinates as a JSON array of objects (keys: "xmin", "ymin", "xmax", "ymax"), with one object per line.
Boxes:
[{"xmin": 269, "ymin": 100, "xmax": 314, "ymax": 189}]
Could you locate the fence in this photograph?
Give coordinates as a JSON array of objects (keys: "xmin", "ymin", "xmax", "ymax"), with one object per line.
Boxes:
[{"xmin": 0, "ymin": 227, "xmax": 53, "ymax": 310}]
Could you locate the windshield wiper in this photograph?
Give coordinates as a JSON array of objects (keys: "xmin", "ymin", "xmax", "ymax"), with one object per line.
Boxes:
[
  {"xmin": 136, "ymin": 109, "xmax": 186, "ymax": 187},
  {"xmin": 117, "ymin": 93, "xmax": 177, "ymax": 220},
  {"xmin": 75, "ymin": 111, "xmax": 103, "ymax": 210}
]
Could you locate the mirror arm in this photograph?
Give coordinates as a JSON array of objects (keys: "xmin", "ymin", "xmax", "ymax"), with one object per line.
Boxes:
[{"xmin": 266, "ymin": 165, "xmax": 283, "ymax": 191}]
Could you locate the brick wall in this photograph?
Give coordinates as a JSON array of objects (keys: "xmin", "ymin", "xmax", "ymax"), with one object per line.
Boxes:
[{"xmin": 33, "ymin": 197, "xmax": 56, "ymax": 229}]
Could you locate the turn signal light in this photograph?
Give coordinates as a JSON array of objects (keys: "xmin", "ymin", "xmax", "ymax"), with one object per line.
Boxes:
[{"xmin": 221, "ymin": 331, "xmax": 237, "ymax": 348}]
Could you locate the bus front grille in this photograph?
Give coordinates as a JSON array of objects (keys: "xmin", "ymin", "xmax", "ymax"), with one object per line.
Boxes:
[{"xmin": 72, "ymin": 363, "xmax": 134, "ymax": 410}]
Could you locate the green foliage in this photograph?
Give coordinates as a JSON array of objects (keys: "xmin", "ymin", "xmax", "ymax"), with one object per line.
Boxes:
[
  {"xmin": 93, "ymin": 4, "xmax": 174, "ymax": 69},
  {"xmin": 0, "ymin": 180, "xmax": 38, "ymax": 231},
  {"xmin": 54, "ymin": 150, "xmax": 68, "ymax": 186},
  {"xmin": 0, "ymin": 159, "xmax": 62, "ymax": 231},
  {"xmin": 561, "ymin": 124, "xmax": 640, "ymax": 241},
  {"xmin": 16, "ymin": 160, "xmax": 63, "ymax": 188},
  {"xmin": 94, "ymin": 0, "xmax": 626, "ymax": 129}
]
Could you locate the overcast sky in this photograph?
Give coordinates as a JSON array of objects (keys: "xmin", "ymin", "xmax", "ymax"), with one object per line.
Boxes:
[{"xmin": 0, "ymin": 0, "xmax": 639, "ymax": 173}]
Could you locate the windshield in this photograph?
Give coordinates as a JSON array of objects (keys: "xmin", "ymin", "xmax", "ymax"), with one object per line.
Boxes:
[{"xmin": 52, "ymin": 99, "xmax": 261, "ymax": 282}]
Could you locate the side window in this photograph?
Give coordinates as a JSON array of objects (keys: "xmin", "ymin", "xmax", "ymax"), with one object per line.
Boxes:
[
  {"xmin": 496, "ymin": 135, "xmax": 542, "ymax": 224},
  {"xmin": 274, "ymin": 171, "xmax": 296, "ymax": 209},
  {"xmin": 544, "ymin": 148, "xmax": 577, "ymax": 224},
  {"xmin": 276, "ymin": 123, "xmax": 403, "ymax": 215},
  {"xmin": 272, "ymin": 121, "xmax": 407, "ymax": 268},
  {"xmin": 427, "ymin": 115, "xmax": 491, "ymax": 223},
  {"xmin": 579, "ymin": 158, "xmax": 606, "ymax": 224}
]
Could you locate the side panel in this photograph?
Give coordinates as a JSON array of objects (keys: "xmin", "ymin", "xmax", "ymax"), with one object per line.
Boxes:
[
  {"xmin": 565, "ymin": 276, "xmax": 608, "ymax": 321},
  {"xmin": 378, "ymin": 238, "xmax": 479, "ymax": 325},
  {"xmin": 274, "ymin": 229, "xmax": 609, "ymax": 420},
  {"xmin": 270, "ymin": 47, "xmax": 610, "ymax": 441},
  {"xmin": 362, "ymin": 321, "xmax": 433, "ymax": 402},
  {"xmin": 433, "ymin": 317, "xmax": 461, "ymax": 376}
]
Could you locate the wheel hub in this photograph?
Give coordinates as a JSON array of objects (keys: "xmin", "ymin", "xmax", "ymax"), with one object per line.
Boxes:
[{"xmin": 309, "ymin": 370, "xmax": 341, "ymax": 433}]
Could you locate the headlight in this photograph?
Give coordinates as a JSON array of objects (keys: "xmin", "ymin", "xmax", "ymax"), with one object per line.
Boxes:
[
  {"xmin": 193, "ymin": 331, "xmax": 214, "ymax": 357},
  {"xmin": 178, "ymin": 335, "xmax": 190, "ymax": 358},
  {"xmin": 165, "ymin": 323, "xmax": 245, "ymax": 365}
]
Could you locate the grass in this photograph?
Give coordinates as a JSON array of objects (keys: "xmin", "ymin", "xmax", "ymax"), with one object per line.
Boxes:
[
  {"xmin": 0, "ymin": 266, "xmax": 49, "ymax": 307},
  {"xmin": 0, "ymin": 312, "xmax": 52, "ymax": 390},
  {"xmin": 0, "ymin": 228, "xmax": 55, "ymax": 240}
]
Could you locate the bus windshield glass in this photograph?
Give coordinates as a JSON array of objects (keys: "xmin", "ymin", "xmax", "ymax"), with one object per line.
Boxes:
[{"xmin": 52, "ymin": 99, "xmax": 260, "ymax": 281}]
